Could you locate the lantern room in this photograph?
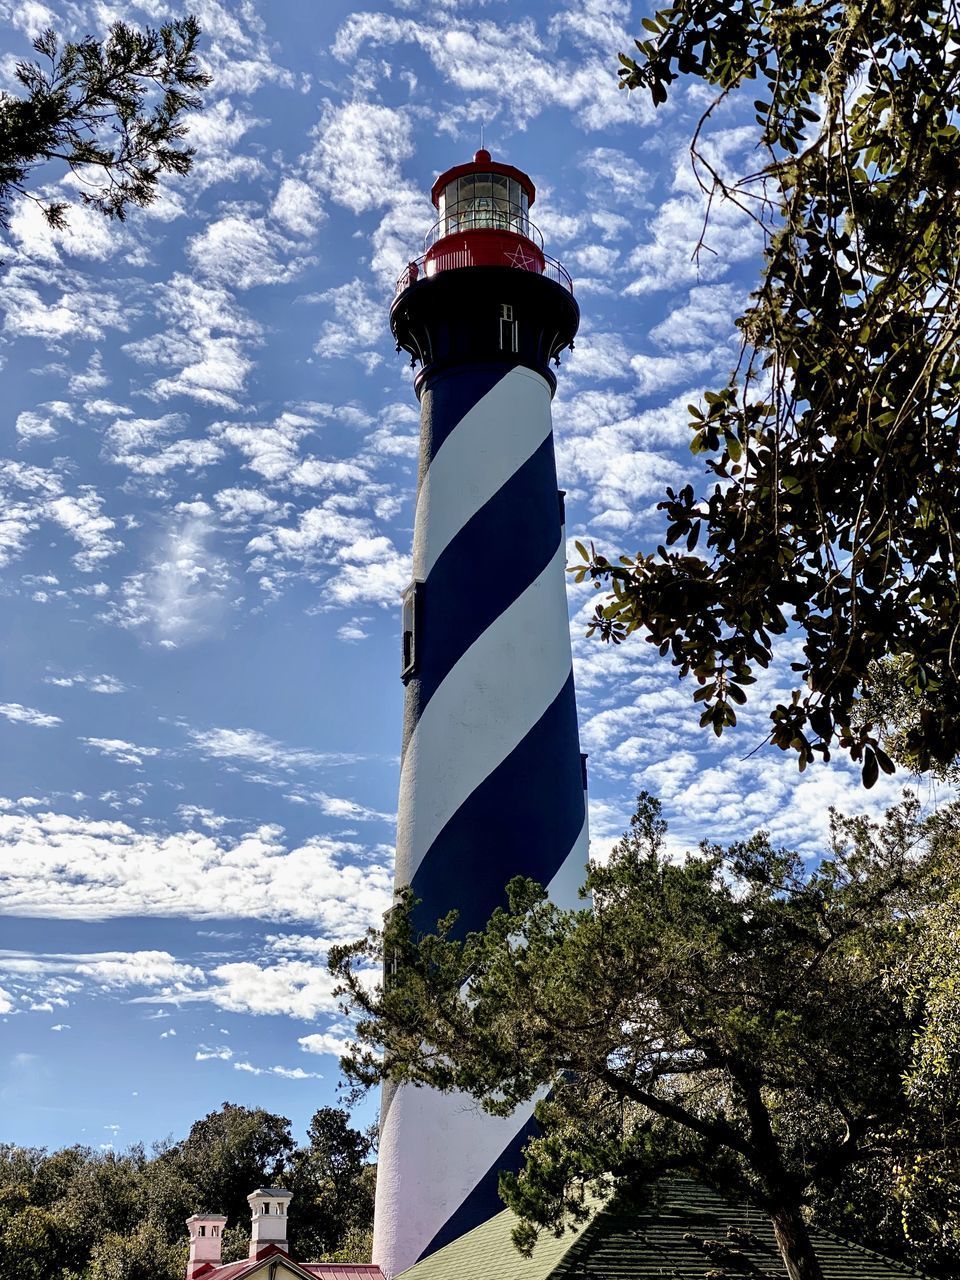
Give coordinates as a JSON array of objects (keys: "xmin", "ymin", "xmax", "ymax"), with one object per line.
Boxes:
[
  {"xmin": 396, "ymin": 149, "xmax": 572, "ymax": 294},
  {"xmin": 432, "ymin": 148, "xmax": 535, "ymax": 240}
]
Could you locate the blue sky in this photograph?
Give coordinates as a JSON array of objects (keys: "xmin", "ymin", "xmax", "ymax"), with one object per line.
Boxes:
[{"xmin": 0, "ymin": 0, "xmax": 935, "ymax": 1156}]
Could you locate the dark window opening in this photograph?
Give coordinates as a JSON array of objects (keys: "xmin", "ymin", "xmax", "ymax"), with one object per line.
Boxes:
[
  {"xmin": 401, "ymin": 581, "xmax": 422, "ymax": 681},
  {"xmin": 499, "ymin": 303, "xmax": 518, "ymax": 353},
  {"xmin": 557, "ymin": 490, "xmax": 566, "ymax": 524},
  {"xmin": 580, "ymin": 753, "xmax": 589, "ymax": 791}
]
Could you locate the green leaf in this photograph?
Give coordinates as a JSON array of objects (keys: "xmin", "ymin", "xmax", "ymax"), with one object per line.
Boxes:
[{"xmin": 862, "ymin": 749, "xmax": 880, "ymax": 789}]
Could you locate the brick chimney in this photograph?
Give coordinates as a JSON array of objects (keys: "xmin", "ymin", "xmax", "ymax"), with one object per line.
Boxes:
[
  {"xmin": 185, "ymin": 1213, "xmax": 227, "ymax": 1278},
  {"xmin": 247, "ymin": 1187, "xmax": 293, "ymax": 1258}
]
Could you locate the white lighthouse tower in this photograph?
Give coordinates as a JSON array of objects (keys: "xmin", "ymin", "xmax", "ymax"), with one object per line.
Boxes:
[{"xmin": 374, "ymin": 151, "xmax": 588, "ymax": 1279}]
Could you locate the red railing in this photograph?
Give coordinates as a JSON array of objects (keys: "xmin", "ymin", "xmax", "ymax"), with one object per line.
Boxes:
[{"xmin": 395, "ymin": 248, "xmax": 573, "ymax": 295}]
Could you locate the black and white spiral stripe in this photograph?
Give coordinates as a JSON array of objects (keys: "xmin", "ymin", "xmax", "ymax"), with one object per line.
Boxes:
[{"xmin": 374, "ymin": 363, "xmax": 588, "ymax": 1278}]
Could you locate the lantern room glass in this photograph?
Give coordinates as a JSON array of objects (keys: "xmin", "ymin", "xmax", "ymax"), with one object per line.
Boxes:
[{"xmin": 440, "ymin": 173, "xmax": 529, "ymax": 238}]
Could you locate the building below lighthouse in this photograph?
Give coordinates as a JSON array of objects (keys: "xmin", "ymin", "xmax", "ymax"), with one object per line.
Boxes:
[
  {"xmin": 374, "ymin": 150, "xmax": 588, "ymax": 1280},
  {"xmin": 182, "ymin": 1186, "xmax": 382, "ymax": 1280}
]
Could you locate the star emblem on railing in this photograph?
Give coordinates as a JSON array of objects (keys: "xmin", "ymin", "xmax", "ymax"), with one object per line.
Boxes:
[{"xmin": 505, "ymin": 243, "xmax": 539, "ymax": 271}]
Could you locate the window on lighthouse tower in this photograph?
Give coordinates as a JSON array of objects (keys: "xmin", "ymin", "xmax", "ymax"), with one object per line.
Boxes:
[
  {"xmin": 499, "ymin": 304, "xmax": 518, "ymax": 353},
  {"xmin": 401, "ymin": 581, "xmax": 420, "ymax": 680}
]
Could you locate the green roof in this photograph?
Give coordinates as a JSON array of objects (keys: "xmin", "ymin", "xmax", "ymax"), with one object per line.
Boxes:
[{"xmin": 397, "ymin": 1179, "xmax": 930, "ymax": 1280}]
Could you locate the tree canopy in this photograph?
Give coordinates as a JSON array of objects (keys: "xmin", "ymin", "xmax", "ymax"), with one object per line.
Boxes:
[
  {"xmin": 0, "ymin": 17, "xmax": 209, "ymax": 228},
  {"xmin": 0, "ymin": 1102, "xmax": 374, "ymax": 1280},
  {"xmin": 574, "ymin": 0, "xmax": 960, "ymax": 784},
  {"xmin": 332, "ymin": 793, "xmax": 960, "ymax": 1280}
]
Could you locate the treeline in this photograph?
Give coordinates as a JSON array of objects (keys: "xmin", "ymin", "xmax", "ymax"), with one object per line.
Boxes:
[{"xmin": 0, "ymin": 1102, "xmax": 374, "ymax": 1280}]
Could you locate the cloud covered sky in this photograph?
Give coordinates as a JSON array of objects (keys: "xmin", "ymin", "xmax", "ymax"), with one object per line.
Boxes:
[{"xmin": 0, "ymin": 0, "xmax": 944, "ymax": 1154}]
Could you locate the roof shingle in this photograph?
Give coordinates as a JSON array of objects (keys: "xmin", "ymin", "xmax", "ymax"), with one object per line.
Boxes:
[{"xmin": 397, "ymin": 1179, "xmax": 930, "ymax": 1280}]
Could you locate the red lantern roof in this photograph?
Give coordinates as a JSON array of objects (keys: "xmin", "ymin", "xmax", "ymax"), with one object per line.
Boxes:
[{"xmin": 430, "ymin": 149, "xmax": 536, "ymax": 208}]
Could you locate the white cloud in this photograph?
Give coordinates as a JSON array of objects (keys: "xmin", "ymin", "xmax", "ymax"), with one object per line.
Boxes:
[
  {"xmin": 163, "ymin": 5, "xmax": 297, "ymax": 103},
  {"xmin": 298, "ymin": 1029, "xmax": 354, "ymax": 1058},
  {"xmin": 45, "ymin": 673, "xmax": 126, "ymax": 695},
  {"xmin": 177, "ymin": 805, "xmax": 233, "ymax": 830},
  {"xmin": 296, "ymin": 792, "xmax": 393, "ymax": 823},
  {"xmin": 125, "ymin": 274, "xmax": 262, "ymax": 411},
  {"xmin": 0, "ymin": 461, "xmax": 228, "ymax": 579},
  {"xmin": 107, "ymin": 513, "xmax": 233, "ymax": 644},
  {"xmin": 337, "ymin": 619, "xmax": 370, "ymax": 643},
  {"xmin": 370, "ymin": 191, "xmax": 435, "ymax": 287},
  {"xmin": 85, "ymin": 398, "xmax": 130, "ymax": 416},
  {"xmin": 629, "ymin": 350, "xmax": 719, "ymax": 398},
  {"xmin": 69, "ymin": 351, "xmax": 109, "ymax": 394},
  {"xmin": 0, "ymin": 269, "xmax": 128, "ymax": 343},
  {"xmin": 211, "ymin": 410, "xmax": 369, "ymax": 492},
  {"xmin": 233, "ymin": 1060, "xmax": 323, "ymax": 1080},
  {"xmin": 247, "ymin": 503, "xmax": 375, "ymax": 566},
  {"xmin": 0, "ymin": 703, "xmax": 61, "ymax": 728},
  {"xmin": 564, "ymin": 331, "xmax": 634, "ymax": 383},
  {"xmin": 208, "ymin": 958, "xmax": 339, "ymax": 1020},
  {"xmin": 569, "ymin": 243, "xmax": 621, "ymax": 279},
  {"xmin": 307, "ymin": 101, "xmax": 415, "ymax": 214},
  {"xmin": 581, "ymin": 148, "xmax": 652, "ymax": 207},
  {"xmin": 196, "ymin": 1044, "xmax": 233, "ymax": 1061},
  {"xmin": 187, "ymin": 214, "xmax": 312, "ymax": 290},
  {"xmin": 331, "ymin": 13, "xmax": 648, "ymax": 131},
  {"xmin": 188, "ymin": 724, "xmax": 363, "ymax": 774},
  {"xmin": 0, "ymin": 1, "xmax": 56, "ymax": 37},
  {"xmin": 271, "ymin": 178, "xmax": 326, "ymax": 236},
  {"xmin": 10, "ymin": 198, "xmax": 129, "ymax": 264},
  {"xmin": 0, "ymin": 501, "xmax": 40, "ymax": 567},
  {"xmin": 126, "ymin": 438, "xmax": 222, "ymax": 477},
  {"xmin": 313, "ymin": 278, "xmax": 386, "ymax": 371},
  {"xmin": 47, "ymin": 490, "xmax": 121, "ymax": 571},
  {"xmin": 182, "ymin": 99, "xmax": 266, "ymax": 189},
  {"xmin": 0, "ymin": 804, "xmax": 392, "ymax": 927},
  {"xmin": 15, "ymin": 411, "xmax": 57, "ymax": 441},
  {"xmin": 103, "ymin": 413, "xmax": 222, "ymax": 476},
  {"xmin": 81, "ymin": 738, "xmax": 161, "ymax": 767},
  {"xmin": 324, "ymin": 552, "xmax": 411, "ymax": 610},
  {"xmin": 624, "ymin": 140, "xmax": 763, "ymax": 296},
  {"xmin": 74, "ymin": 951, "xmax": 203, "ymax": 988},
  {"xmin": 213, "ymin": 487, "xmax": 281, "ymax": 523},
  {"xmin": 213, "ymin": 412, "xmax": 316, "ymax": 482},
  {"xmin": 649, "ymin": 284, "xmax": 745, "ymax": 351},
  {"xmin": 553, "ymin": 396, "xmax": 699, "ymax": 527},
  {"xmin": 0, "ymin": 949, "xmax": 203, "ymax": 990},
  {"xmin": 264, "ymin": 933, "xmax": 334, "ymax": 957}
]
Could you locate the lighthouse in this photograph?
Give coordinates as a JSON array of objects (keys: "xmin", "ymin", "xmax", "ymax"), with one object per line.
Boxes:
[{"xmin": 374, "ymin": 151, "xmax": 588, "ymax": 1279}]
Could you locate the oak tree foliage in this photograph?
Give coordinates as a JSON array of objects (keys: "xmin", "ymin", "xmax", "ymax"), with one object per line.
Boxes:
[
  {"xmin": 576, "ymin": 0, "xmax": 960, "ymax": 784},
  {"xmin": 332, "ymin": 794, "xmax": 960, "ymax": 1280},
  {"xmin": 0, "ymin": 16, "xmax": 209, "ymax": 228}
]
